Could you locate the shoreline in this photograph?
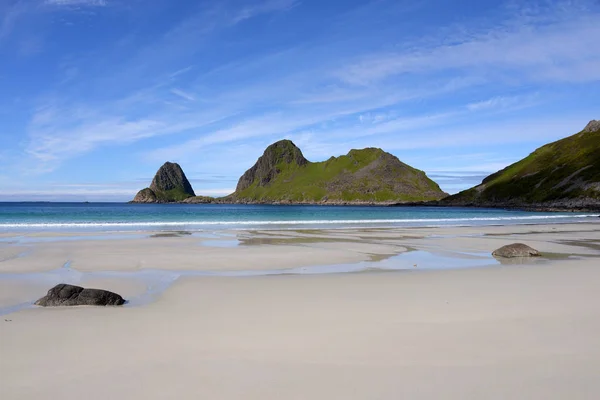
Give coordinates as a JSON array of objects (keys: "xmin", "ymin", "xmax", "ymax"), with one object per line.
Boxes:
[
  {"xmin": 126, "ymin": 198, "xmax": 600, "ymax": 212},
  {"xmin": 6, "ymin": 199, "xmax": 600, "ymax": 211}
]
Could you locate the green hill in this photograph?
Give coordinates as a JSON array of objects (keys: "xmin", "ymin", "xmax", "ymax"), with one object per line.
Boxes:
[
  {"xmin": 444, "ymin": 120, "xmax": 600, "ymax": 209},
  {"xmin": 230, "ymin": 140, "xmax": 446, "ymax": 204}
]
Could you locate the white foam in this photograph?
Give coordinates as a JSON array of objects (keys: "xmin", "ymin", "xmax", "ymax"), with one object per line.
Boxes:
[{"xmin": 0, "ymin": 214, "xmax": 598, "ymax": 228}]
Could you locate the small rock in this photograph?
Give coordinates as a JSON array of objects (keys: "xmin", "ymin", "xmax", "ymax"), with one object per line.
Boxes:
[
  {"xmin": 492, "ymin": 243, "xmax": 541, "ymax": 258},
  {"xmin": 35, "ymin": 284, "xmax": 125, "ymax": 307}
]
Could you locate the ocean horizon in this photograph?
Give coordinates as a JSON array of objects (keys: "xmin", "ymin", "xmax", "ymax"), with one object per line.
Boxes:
[{"xmin": 1, "ymin": 202, "xmax": 598, "ymax": 232}]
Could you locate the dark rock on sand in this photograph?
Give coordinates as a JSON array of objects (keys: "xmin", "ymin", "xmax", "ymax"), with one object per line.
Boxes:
[
  {"xmin": 492, "ymin": 243, "xmax": 541, "ymax": 258},
  {"xmin": 35, "ymin": 284, "xmax": 125, "ymax": 307}
]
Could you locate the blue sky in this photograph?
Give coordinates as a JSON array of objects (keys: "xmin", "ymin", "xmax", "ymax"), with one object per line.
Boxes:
[{"xmin": 1, "ymin": 0, "xmax": 599, "ymax": 201}]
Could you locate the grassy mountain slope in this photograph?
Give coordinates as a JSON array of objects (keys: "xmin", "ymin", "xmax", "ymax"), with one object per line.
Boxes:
[
  {"xmin": 444, "ymin": 121, "xmax": 600, "ymax": 208},
  {"xmin": 232, "ymin": 140, "xmax": 446, "ymax": 203}
]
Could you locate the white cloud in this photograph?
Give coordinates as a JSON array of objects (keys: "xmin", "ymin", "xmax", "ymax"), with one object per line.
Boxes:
[
  {"xmin": 196, "ymin": 188, "xmax": 235, "ymax": 196},
  {"xmin": 361, "ymin": 114, "xmax": 592, "ymax": 152},
  {"xmin": 44, "ymin": 0, "xmax": 107, "ymax": 6},
  {"xmin": 170, "ymin": 88, "xmax": 196, "ymax": 102},
  {"xmin": 168, "ymin": 66, "xmax": 194, "ymax": 79},
  {"xmin": 359, "ymin": 112, "xmax": 395, "ymax": 124},
  {"xmin": 466, "ymin": 94, "xmax": 539, "ymax": 112},
  {"xmin": 145, "ymin": 113, "xmax": 308, "ymax": 162},
  {"xmin": 0, "ymin": 185, "xmax": 235, "ymax": 201},
  {"xmin": 337, "ymin": 4, "xmax": 600, "ymax": 85},
  {"xmin": 23, "ymin": 97, "xmax": 237, "ymax": 172},
  {"xmin": 231, "ymin": 0, "xmax": 299, "ymax": 24},
  {"xmin": 0, "ymin": 0, "xmax": 27, "ymax": 41}
]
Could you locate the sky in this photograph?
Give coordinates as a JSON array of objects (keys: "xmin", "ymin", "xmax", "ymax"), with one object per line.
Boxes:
[{"xmin": 0, "ymin": 0, "xmax": 599, "ymax": 201}]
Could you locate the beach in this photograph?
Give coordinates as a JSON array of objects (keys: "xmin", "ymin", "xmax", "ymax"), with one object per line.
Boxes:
[{"xmin": 1, "ymin": 222, "xmax": 600, "ymax": 399}]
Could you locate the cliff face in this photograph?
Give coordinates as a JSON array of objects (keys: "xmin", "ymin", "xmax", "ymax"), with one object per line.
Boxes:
[
  {"xmin": 236, "ymin": 140, "xmax": 308, "ymax": 192},
  {"xmin": 132, "ymin": 188, "xmax": 158, "ymax": 203},
  {"xmin": 131, "ymin": 162, "xmax": 195, "ymax": 203},
  {"xmin": 149, "ymin": 162, "xmax": 195, "ymax": 198},
  {"xmin": 231, "ymin": 140, "xmax": 446, "ymax": 204},
  {"xmin": 443, "ymin": 120, "xmax": 600, "ymax": 210}
]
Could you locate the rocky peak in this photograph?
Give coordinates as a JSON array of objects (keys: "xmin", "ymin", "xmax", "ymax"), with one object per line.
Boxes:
[
  {"xmin": 262, "ymin": 140, "xmax": 308, "ymax": 166},
  {"xmin": 583, "ymin": 120, "xmax": 600, "ymax": 133},
  {"xmin": 235, "ymin": 140, "xmax": 308, "ymax": 192},
  {"xmin": 149, "ymin": 162, "xmax": 195, "ymax": 196},
  {"xmin": 131, "ymin": 162, "xmax": 196, "ymax": 203}
]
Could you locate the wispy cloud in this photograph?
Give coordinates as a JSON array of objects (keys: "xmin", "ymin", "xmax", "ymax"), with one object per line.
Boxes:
[
  {"xmin": 338, "ymin": 3, "xmax": 600, "ymax": 85},
  {"xmin": 231, "ymin": 0, "xmax": 299, "ymax": 24},
  {"xmin": 170, "ymin": 88, "xmax": 196, "ymax": 102},
  {"xmin": 44, "ymin": 0, "xmax": 108, "ymax": 6},
  {"xmin": 427, "ymin": 172, "xmax": 490, "ymax": 193},
  {"xmin": 0, "ymin": 0, "xmax": 28, "ymax": 41},
  {"xmin": 466, "ymin": 94, "xmax": 539, "ymax": 112},
  {"xmin": 23, "ymin": 96, "xmax": 237, "ymax": 172},
  {"xmin": 168, "ymin": 66, "xmax": 194, "ymax": 79},
  {"xmin": 363, "ymin": 114, "xmax": 592, "ymax": 153},
  {"xmin": 145, "ymin": 113, "xmax": 312, "ymax": 162}
]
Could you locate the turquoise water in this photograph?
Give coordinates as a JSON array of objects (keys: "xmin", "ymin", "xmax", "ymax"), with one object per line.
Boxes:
[{"xmin": 0, "ymin": 202, "xmax": 598, "ymax": 231}]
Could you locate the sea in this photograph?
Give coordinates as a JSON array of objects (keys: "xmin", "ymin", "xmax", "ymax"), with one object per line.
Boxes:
[{"xmin": 0, "ymin": 202, "xmax": 598, "ymax": 232}]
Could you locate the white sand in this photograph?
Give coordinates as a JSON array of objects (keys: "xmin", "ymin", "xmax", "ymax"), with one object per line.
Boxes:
[
  {"xmin": 1, "ymin": 223, "xmax": 600, "ymax": 399},
  {"xmin": 1, "ymin": 261, "xmax": 600, "ymax": 399},
  {"xmin": 1, "ymin": 223, "xmax": 599, "ymax": 274}
]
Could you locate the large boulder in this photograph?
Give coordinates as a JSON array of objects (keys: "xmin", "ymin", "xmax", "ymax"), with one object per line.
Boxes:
[
  {"xmin": 35, "ymin": 284, "xmax": 125, "ymax": 307},
  {"xmin": 492, "ymin": 243, "xmax": 541, "ymax": 258}
]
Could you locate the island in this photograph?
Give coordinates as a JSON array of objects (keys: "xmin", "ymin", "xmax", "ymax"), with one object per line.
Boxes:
[
  {"xmin": 131, "ymin": 120, "xmax": 600, "ymax": 210},
  {"xmin": 132, "ymin": 140, "xmax": 447, "ymax": 204}
]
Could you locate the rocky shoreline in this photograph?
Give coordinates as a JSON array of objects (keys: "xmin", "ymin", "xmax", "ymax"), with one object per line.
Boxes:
[
  {"xmin": 133, "ymin": 196, "xmax": 405, "ymax": 206},
  {"xmin": 131, "ymin": 196, "xmax": 600, "ymax": 212},
  {"xmin": 392, "ymin": 200, "xmax": 600, "ymax": 213}
]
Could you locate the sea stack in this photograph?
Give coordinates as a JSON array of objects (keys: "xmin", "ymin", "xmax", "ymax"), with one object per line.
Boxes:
[{"xmin": 132, "ymin": 162, "xmax": 196, "ymax": 203}]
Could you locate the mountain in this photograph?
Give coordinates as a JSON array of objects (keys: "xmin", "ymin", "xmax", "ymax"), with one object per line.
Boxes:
[
  {"xmin": 229, "ymin": 140, "xmax": 446, "ymax": 204},
  {"xmin": 132, "ymin": 162, "xmax": 196, "ymax": 203},
  {"xmin": 443, "ymin": 120, "xmax": 600, "ymax": 210}
]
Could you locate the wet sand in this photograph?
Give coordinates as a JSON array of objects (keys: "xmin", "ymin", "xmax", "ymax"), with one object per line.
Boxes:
[{"xmin": 1, "ymin": 223, "xmax": 600, "ymax": 399}]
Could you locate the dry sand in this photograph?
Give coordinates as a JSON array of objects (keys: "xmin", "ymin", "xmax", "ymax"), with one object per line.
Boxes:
[{"xmin": 1, "ymin": 223, "xmax": 600, "ymax": 399}]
